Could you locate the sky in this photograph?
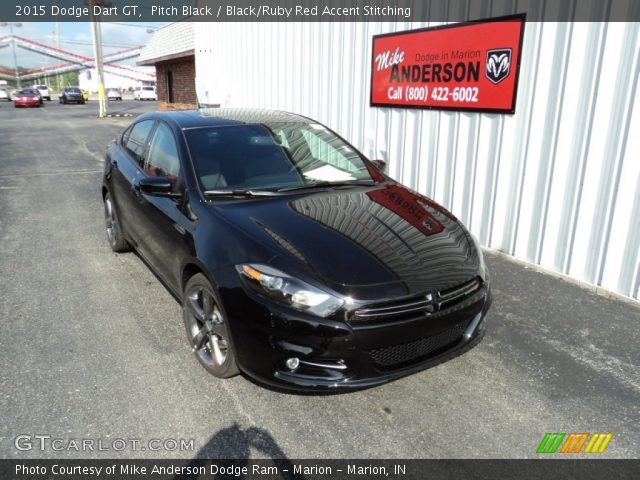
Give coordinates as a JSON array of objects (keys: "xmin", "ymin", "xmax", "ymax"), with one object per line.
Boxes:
[{"xmin": 0, "ymin": 21, "xmax": 167, "ymax": 69}]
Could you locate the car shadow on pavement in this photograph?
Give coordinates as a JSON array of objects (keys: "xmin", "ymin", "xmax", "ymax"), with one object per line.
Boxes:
[{"xmin": 173, "ymin": 423, "xmax": 299, "ymax": 479}]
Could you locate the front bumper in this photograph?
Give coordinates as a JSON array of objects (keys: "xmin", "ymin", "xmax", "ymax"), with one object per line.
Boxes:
[
  {"xmin": 14, "ymin": 99, "xmax": 40, "ymax": 106},
  {"xmin": 221, "ymin": 276, "xmax": 491, "ymax": 392}
]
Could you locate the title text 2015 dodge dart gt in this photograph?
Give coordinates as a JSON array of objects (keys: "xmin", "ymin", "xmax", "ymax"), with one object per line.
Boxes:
[{"xmin": 102, "ymin": 109, "xmax": 491, "ymax": 391}]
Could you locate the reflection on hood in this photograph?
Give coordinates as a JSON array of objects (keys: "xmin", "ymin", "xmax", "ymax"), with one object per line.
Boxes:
[{"xmin": 286, "ymin": 186, "xmax": 475, "ymax": 293}]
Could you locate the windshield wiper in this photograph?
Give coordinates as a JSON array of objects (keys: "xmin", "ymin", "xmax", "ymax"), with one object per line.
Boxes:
[
  {"xmin": 277, "ymin": 180, "xmax": 378, "ymax": 193},
  {"xmin": 203, "ymin": 189, "xmax": 281, "ymax": 197}
]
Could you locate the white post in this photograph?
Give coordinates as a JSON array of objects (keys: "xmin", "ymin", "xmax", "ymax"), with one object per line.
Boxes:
[{"xmin": 89, "ymin": 3, "xmax": 108, "ymax": 117}]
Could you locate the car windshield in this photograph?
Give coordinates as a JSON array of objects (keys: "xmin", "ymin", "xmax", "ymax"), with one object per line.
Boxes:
[
  {"xmin": 185, "ymin": 123, "xmax": 375, "ymax": 192},
  {"xmin": 66, "ymin": 88, "xmax": 81, "ymax": 93},
  {"xmin": 18, "ymin": 89, "xmax": 36, "ymax": 95},
  {"xmin": 35, "ymin": 85, "xmax": 47, "ymax": 89},
  {"xmin": 142, "ymin": 87, "xmax": 154, "ymax": 91}
]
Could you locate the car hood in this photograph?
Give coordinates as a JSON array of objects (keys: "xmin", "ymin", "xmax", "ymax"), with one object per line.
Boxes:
[{"xmin": 214, "ymin": 183, "xmax": 480, "ymax": 299}]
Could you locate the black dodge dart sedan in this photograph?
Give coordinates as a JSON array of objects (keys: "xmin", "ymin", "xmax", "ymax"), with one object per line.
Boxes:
[{"xmin": 102, "ymin": 109, "xmax": 491, "ymax": 391}]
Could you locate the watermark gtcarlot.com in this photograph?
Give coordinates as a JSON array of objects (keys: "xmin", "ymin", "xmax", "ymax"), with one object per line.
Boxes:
[{"xmin": 13, "ymin": 435, "xmax": 195, "ymax": 452}]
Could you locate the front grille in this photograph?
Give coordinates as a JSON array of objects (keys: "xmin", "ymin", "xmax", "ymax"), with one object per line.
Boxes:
[
  {"xmin": 353, "ymin": 296, "xmax": 435, "ymax": 321},
  {"xmin": 437, "ymin": 277, "xmax": 482, "ymax": 310},
  {"xmin": 368, "ymin": 321, "xmax": 468, "ymax": 369},
  {"xmin": 352, "ymin": 277, "xmax": 481, "ymax": 324}
]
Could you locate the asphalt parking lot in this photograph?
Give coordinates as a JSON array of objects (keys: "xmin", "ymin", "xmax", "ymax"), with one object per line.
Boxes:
[{"xmin": 0, "ymin": 99, "xmax": 639, "ymax": 459}]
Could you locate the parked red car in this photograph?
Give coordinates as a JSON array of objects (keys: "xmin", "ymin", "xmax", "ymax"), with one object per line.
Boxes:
[{"xmin": 13, "ymin": 89, "xmax": 43, "ymax": 108}]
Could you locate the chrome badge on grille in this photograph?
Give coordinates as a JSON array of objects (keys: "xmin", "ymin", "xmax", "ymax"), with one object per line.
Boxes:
[{"xmin": 423, "ymin": 293, "xmax": 434, "ymax": 314}]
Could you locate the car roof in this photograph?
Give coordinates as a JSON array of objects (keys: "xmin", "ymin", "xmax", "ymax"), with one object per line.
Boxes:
[{"xmin": 138, "ymin": 108, "xmax": 313, "ymax": 130}]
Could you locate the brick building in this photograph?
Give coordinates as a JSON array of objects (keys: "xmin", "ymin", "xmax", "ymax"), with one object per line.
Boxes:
[{"xmin": 137, "ymin": 22, "xmax": 196, "ymax": 111}]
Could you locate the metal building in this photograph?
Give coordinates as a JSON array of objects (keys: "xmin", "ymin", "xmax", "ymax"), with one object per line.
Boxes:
[{"xmin": 193, "ymin": 20, "xmax": 640, "ymax": 300}]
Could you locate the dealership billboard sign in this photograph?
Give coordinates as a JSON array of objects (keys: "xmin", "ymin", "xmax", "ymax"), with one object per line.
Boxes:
[{"xmin": 370, "ymin": 15, "xmax": 525, "ymax": 113}]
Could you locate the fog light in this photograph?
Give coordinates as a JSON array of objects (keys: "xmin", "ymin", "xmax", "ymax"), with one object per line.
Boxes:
[{"xmin": 285, "ymin": 357, "xmax": 300, "ymax": 371}]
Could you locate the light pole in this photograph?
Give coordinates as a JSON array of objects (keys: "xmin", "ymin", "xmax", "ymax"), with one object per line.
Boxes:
[
  {"xmin": 0, "ymin": 22, "xmax": 22, "ymax": 87},
  {"xmin": 87, "ymin": 0, "xmax": 109, "ymax": 117},
  {"xmin": 55, "ymin": 20, "xmax": 61, "ymax": 90}
]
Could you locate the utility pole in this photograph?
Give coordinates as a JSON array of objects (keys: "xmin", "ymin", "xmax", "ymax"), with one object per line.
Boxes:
[
  {"xmin": 10, "ymin": 24, "xmax": 20, "ymax": 87},
  {"xmin": 55, "ymin": 20, "xmax": 61, "ymax": 90},
  {"xmin": 89, "ymin": 1, "xmax": 108, "ymax": 117}
]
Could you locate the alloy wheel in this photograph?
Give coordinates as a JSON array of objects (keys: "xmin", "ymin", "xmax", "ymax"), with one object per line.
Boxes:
[
  {"xmin": 185, "ymin": 286, "xmax": 230, "ymax": 368},
  {"xmin": 104, "ymin": 197, "xmax": 117, "ymax": 246}
]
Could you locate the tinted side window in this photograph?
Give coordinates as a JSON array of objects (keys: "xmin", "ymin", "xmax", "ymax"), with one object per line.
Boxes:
[
  {"xmin": 125, "ymin": 120, "xmax": 155, "ymax": 167},
  {"xmin": 145, "ymin": 123, "xmax": 180, "ymax": 179}
]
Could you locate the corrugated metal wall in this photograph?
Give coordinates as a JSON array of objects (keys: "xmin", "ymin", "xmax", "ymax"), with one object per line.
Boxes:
[{"xmin": 194, "ymin": 19, "xmax": 640, "ymax": 300}]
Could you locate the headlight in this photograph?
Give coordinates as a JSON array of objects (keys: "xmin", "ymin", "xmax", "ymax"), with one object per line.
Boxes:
[{"xmin": 236, "ymin": 264, "xmax": 344, "ymax": 318}]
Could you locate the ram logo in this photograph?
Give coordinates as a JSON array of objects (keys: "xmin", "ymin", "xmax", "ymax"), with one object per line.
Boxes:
[{"xmin": 485, "ymin": 48, "xmax": 512, "ymax": 84}]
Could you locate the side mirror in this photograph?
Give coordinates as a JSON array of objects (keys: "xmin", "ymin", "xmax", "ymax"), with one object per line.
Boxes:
[
  {"xmin": 371, "ymin": 159, "xmax": 387, "ymax": 173},
  {"xmin": 138, "ymin": 177, "xmax": 182, "ymax": 198}
]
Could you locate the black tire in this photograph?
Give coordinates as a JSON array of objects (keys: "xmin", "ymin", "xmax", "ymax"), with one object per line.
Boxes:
[
  {"xmin": 81, "ymin": 100, "xmax": 85, "ymax": 104},
  {"xmin": 183, "ymin": 273, "xmax": 239, "ymax": 378},
  {"xmin": 103, "ymin": 192, "xmax": 130, "ymax": 253}
]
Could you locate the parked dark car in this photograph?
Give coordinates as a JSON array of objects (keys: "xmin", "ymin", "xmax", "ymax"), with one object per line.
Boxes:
[
  {"xmin": 59, "ymin": 87, "xmax": 85, "ymax": 104},
  {"xmin": 102, "ymin": 109, "xmax": 491, "ymax": 391}
]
